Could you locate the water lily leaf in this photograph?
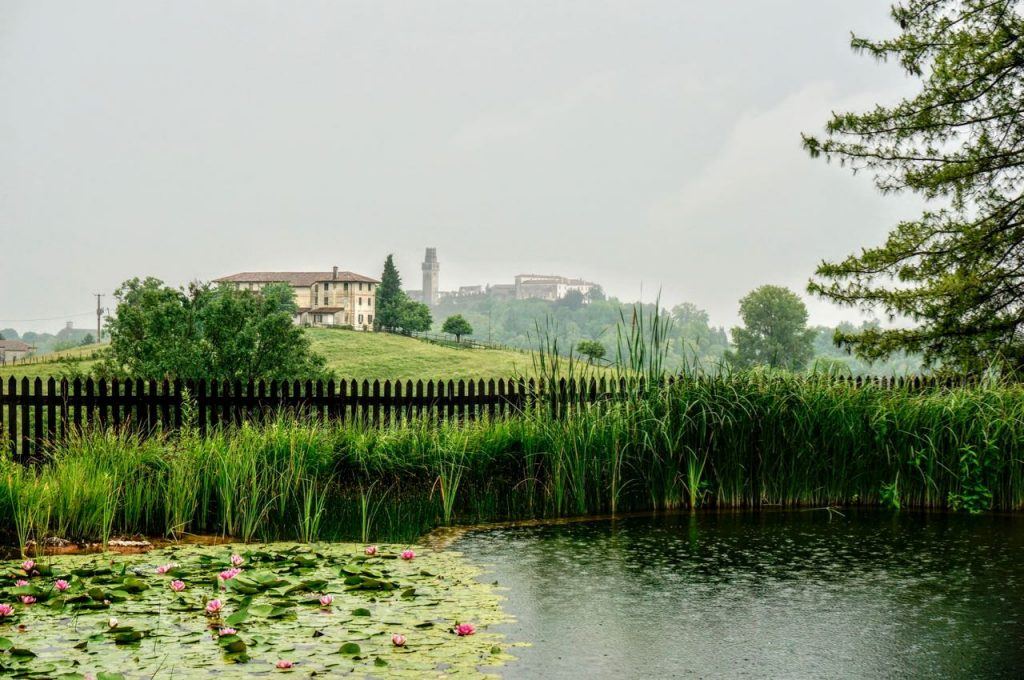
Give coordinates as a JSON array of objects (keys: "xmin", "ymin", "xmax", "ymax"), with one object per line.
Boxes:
[
  {"xmin": 374, "ymin": 657, "xmax": 388, "ymax": 667},
  {"xmin": 217, "ymin": 634, "xmax": 247, "ymax": 653},
  {"xmin": 224, "ymin": 609, "xmax": 248, "ymax": 626},
  {"xmin": 0, "ymin": 638, "xmax": 11, "ymax": 651},
  {"xmin": 120, "ymin": 577, "xmax": 148, "ymax": 593},
  {"xmin": 338, "ymin": 642, "xmax": 361, "ymax": 655},
  {"xmin": 351, "ymin": 608, "xmax": 371, "ymax": 617},
  {"xmin": 113, "ymin": 631, "xmax": 145, "ymax": 645},
  {"xmin": 97, "ymin": 673, "xmax": 126, "ymax": 680},
  {"xmin": 10, "ymin": 647, "xmax": 36, "ymax": 657},
  {"xmin": 401, "ymin": 588, "xmax": 417, "ymax": 599}
]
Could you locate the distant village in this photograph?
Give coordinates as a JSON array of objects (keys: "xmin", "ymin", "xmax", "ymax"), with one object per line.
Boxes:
[
  {"xmin": 405, "ymin": 248, "xmax": 601, "ymax": 307},
  {"xmin": 1, "ymin": 247, "xmax": 601, "ymax": 365},
  {"xmin": 213, "ymin": 247, "xmax": 601, "ymax": 330}
]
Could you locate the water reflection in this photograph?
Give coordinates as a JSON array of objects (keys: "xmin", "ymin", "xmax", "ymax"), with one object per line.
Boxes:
[{"xmin": 456, "ymin": 511, "xmax": 1024, "ymax": 679}]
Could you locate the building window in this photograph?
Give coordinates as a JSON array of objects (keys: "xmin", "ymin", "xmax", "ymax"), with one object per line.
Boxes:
[
  {"xmin": 324, "ymin": 282, "xmax": 330, "ymax": 291},
  {"xmin": 344, "ymin": 282, "xmax": 349, "ymax": 292},
  {"xmin": 368, "ymin": 314, "xmax": 373, "ymax": 325},
  {"xmin": 359, "ymin": 282, "xmax": 364, "ymax": 291},
  {"xmin": 358, "ymin": 314, "xmax": 364, "ymax": 324}
]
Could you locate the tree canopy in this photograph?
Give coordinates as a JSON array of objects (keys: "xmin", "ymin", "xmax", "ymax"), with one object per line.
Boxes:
[
  {"xmin": 395, "ymin": 298, "xmax": 432, "ymax": 334},
  {"xmin": 102, "ymin": 277, "xmax": 327, "ymax": 381},
  {"xmin": 442, "ymin": 315, "xmax": 473, "ymax": 342},
  {"xmin": 804, "ymin": 0, "xmax": 1024, "ymax": 372},
  {"xmin": 728, "ymin": 286, "xmax": 816, "ymax": 370},
  {"xmin": 576, "ymin": 339, "xmax": 607, "ymax": 363}
]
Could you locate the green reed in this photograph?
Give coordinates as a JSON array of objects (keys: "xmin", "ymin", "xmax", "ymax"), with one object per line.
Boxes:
[{"xmin": 2, "ymin": 370, "xmax": 1024, "ymax": 549}]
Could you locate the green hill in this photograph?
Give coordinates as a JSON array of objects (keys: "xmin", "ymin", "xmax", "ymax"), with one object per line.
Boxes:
[
  {"xmin": 0, "ymin": 329, "xmax": 540, "ymax": 382},
  {"xmin": 308, "ymin": 328, "xmax": 535, "ymax": 381}
]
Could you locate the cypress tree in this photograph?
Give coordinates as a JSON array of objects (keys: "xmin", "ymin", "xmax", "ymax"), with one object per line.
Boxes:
[{"xmin": 375, "ymin": 254, "xmax": 405, "ymax": 331}]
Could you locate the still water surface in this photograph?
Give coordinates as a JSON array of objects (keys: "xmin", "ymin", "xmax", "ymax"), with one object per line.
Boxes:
[{"xmin": 456, "ymin": 511, "xmax": 1024, "ymax": 679}]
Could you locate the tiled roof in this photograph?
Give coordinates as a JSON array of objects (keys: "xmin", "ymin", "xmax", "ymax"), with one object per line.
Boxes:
[
  {"xmin": 0, "ymin": 340, "xmax": 32, "ymax": 351},
  {"xmin": 214, "ymin": 271, "xmax": 378, "ymax": 286}
]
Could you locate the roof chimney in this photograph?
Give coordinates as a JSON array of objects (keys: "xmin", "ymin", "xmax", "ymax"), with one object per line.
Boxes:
[{"xmin": 332, "ymin": 266, "xmax": 338, "ymax": 280}]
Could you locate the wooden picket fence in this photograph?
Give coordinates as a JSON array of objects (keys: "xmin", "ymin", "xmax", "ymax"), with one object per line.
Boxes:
[{"xmin": 0, "ymin": 374, "xmax": 971, "ymax": 461}]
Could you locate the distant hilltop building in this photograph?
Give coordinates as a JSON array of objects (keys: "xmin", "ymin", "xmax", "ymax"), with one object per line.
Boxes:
[
  {"xmin": 421, "ymin": 248, "xmax": 440, "ymax": 306},
  {"xmin": 404, "ymin": 246, "xmax": 601, "ymax": 305},
  {"xmin": 214, "ymin": 267, "xmax": 379, "ymax": 330},
  {"xmin": 513, "ymin": 274, "xmax": 598, "ymax": 301}
]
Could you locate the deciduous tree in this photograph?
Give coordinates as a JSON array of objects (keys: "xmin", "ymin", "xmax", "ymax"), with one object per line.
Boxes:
[
  {"xmin": 728, "ymin": 286, "xmax": 815, "ymax": 370},
  {"xmin": 442, "ymin": 315, "xmax": 473, "ymax": 342}
]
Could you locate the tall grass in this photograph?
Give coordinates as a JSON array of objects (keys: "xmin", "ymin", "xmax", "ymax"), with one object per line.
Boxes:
[{"xmin": 2, "ymin": 373, "xmax": 1024, "ymax": 551}]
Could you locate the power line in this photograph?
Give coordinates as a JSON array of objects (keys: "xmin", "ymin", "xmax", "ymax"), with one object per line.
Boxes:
[{"xmin": 0, "ymin": 311, "xmax": 94, "ymax": 323}]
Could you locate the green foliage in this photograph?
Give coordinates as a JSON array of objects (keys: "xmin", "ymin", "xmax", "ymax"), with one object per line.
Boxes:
[
  {"xmin": 804, "ymin": 1, "xmax": 1024, "ymax": 372},
  {"xmin": 0, "ymin": 376, "xmax": 1020, "ymax": 548},
  {"xmin": 80, "ymin": 333, "xmax": 95, "ymax": 346},
  {"xmin": 374, "ymin": 254, "xmax": 405, "ymax": 331},
  {"xmin": 576, "ymin": 340, "xmax": 607, "ymax": 363},
  {"xmin": 395, "ymin": 299, "xmax": 432, "ymax": 334},
  {"xmin": 441, "ymin": 315, "xmax": 473, "ymax": 342},
  {"xmin": 727, "ymin": 286, "xmax": 815, "ymax": 370},
  {"xmin": 812, "ymin": 322, "xmax": 924, "ymax": 376},
  {"xmin": 102, "ymin": 277, "xmax": 327, "ymax": 381},
  {"xmin": 432, "ymin": 295, "xmax": 729, "ymax": 371}
]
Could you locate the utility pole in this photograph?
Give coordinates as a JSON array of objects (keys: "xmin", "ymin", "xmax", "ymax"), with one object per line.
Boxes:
[{"xmin": 95, "ymin": 293, "xmax": 104, "ymax": 342}]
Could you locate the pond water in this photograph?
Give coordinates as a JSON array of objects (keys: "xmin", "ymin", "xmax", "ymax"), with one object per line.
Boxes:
[{"xmin": 456, "ymin": 511, "xmax": 1024, "ymax": 679}]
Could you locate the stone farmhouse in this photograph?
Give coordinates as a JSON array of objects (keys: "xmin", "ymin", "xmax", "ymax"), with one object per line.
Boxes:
[
  {"xmin": 0, "ymin": 340, "xmax": 34, "ymax": 365},
  {"xmin": 214, "ymin": 267, "xmax": 379, "ymax": 330}
]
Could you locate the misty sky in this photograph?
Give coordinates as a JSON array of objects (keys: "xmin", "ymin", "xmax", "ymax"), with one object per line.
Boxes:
[{"xmin": 1, "ymin": 1, "xmax": 922, "ymax": 334}]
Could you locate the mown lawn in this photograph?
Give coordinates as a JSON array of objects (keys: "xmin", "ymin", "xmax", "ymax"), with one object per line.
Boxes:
[{"xmin": 307, "ymin": 328, "xmax": 535, "ymax": 381}]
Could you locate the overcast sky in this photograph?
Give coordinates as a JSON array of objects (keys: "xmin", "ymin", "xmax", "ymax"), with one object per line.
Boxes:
[{"xmin": 1, "ymin": 0, "xmax": 922, "ymax": 333}]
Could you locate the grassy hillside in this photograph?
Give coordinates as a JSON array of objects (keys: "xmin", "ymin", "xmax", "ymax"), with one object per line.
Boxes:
[
  {"xmin": 0, "ymin": 329, "xmax": 541, "ymax": 382},
  {"xmin": 308, "ymin": 328, "xmax": 536, "ymax": 381},
  {"xmin": 0, "ymin": 343, "xmax": 106, "ymax": 381}
]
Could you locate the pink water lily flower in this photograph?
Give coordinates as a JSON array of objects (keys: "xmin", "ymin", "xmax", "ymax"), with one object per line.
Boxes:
[
  {"xmin": 400, "ymin": 550, "xmax": 415, "ymax": 560},
  {"xmin": 54, "ymin": 579, "xmax": 70, "ymax": 592},
  {"xmin": 0, "ymin": 603, "xmax": 14, "ymax": 617},
  {"xmin": 169, "ymin": 580, "xmax": 186, "ymax": 592},
  {"xmin": 454, "ymin": 622, "xmax": 476, "ymax": 636},
  {"xmin": 318, "ymin": 594, "xmax": 333, "ymax": 607},
  {"xmin": 230, "ymin": 554, "xmax": 244, "ymax": 567},
  {"xmin": 218, "ymin": 627, "xmax": 237, "ymax": 636},
  {"xmin": 276, "ymin": 660, "xmax": 293, "ymax": 669},
  {"xmin": 364, "ymin": 545, "xmax": 378, "ymax": 556},
  {"xmin": 205, "ymin": 599, "xmax": 223, "ymax": 614},
  {"xmin": 391, "ymin": 633, "xmax": 407, "ymax": 647},
  {"xmin": 219, "ymin": 567, "xmax": 242, "ymax": 582},
  {"xmin": 20, "ymin": 560, "xmax": 34, "ymax": 572},
  {"xmin": 155, "ymin": 563, "xmax": 178, "ymax": 575},
  {"xmin": 19, "ymin": 595, "xmax": 35, "ymax": 605},
  {"xmin": 108, "ymin": 617, "xmax": 118, "ymax": 628},
  {"xmin": 15, "ymin": 580, "xmax": 28, "ymax": 587}
]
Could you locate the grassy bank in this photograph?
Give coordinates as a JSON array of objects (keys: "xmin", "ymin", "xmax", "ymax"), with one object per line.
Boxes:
[
  {"xmin": 0, "ymin": 330, "xmax": 535, "ymax": 381},
  {"xmin": 2, "ymin": 372, "xmax": 1022, "ymax": 550}
]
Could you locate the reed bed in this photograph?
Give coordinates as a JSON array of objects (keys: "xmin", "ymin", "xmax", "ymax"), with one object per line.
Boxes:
[{"xmin": 1, "ymin": 371, "xmax": 1022, "ymax": 550}]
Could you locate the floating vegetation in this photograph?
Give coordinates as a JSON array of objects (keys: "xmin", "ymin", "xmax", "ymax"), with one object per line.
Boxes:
[{"xmin": 0, "ymin": 543, "xmax": 513, "ymax": 678}]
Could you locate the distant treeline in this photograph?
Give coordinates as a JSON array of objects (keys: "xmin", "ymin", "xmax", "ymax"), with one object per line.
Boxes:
[{"xmin": 429, "ymin": 295, "xmax": 922, "ymax": 376}]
